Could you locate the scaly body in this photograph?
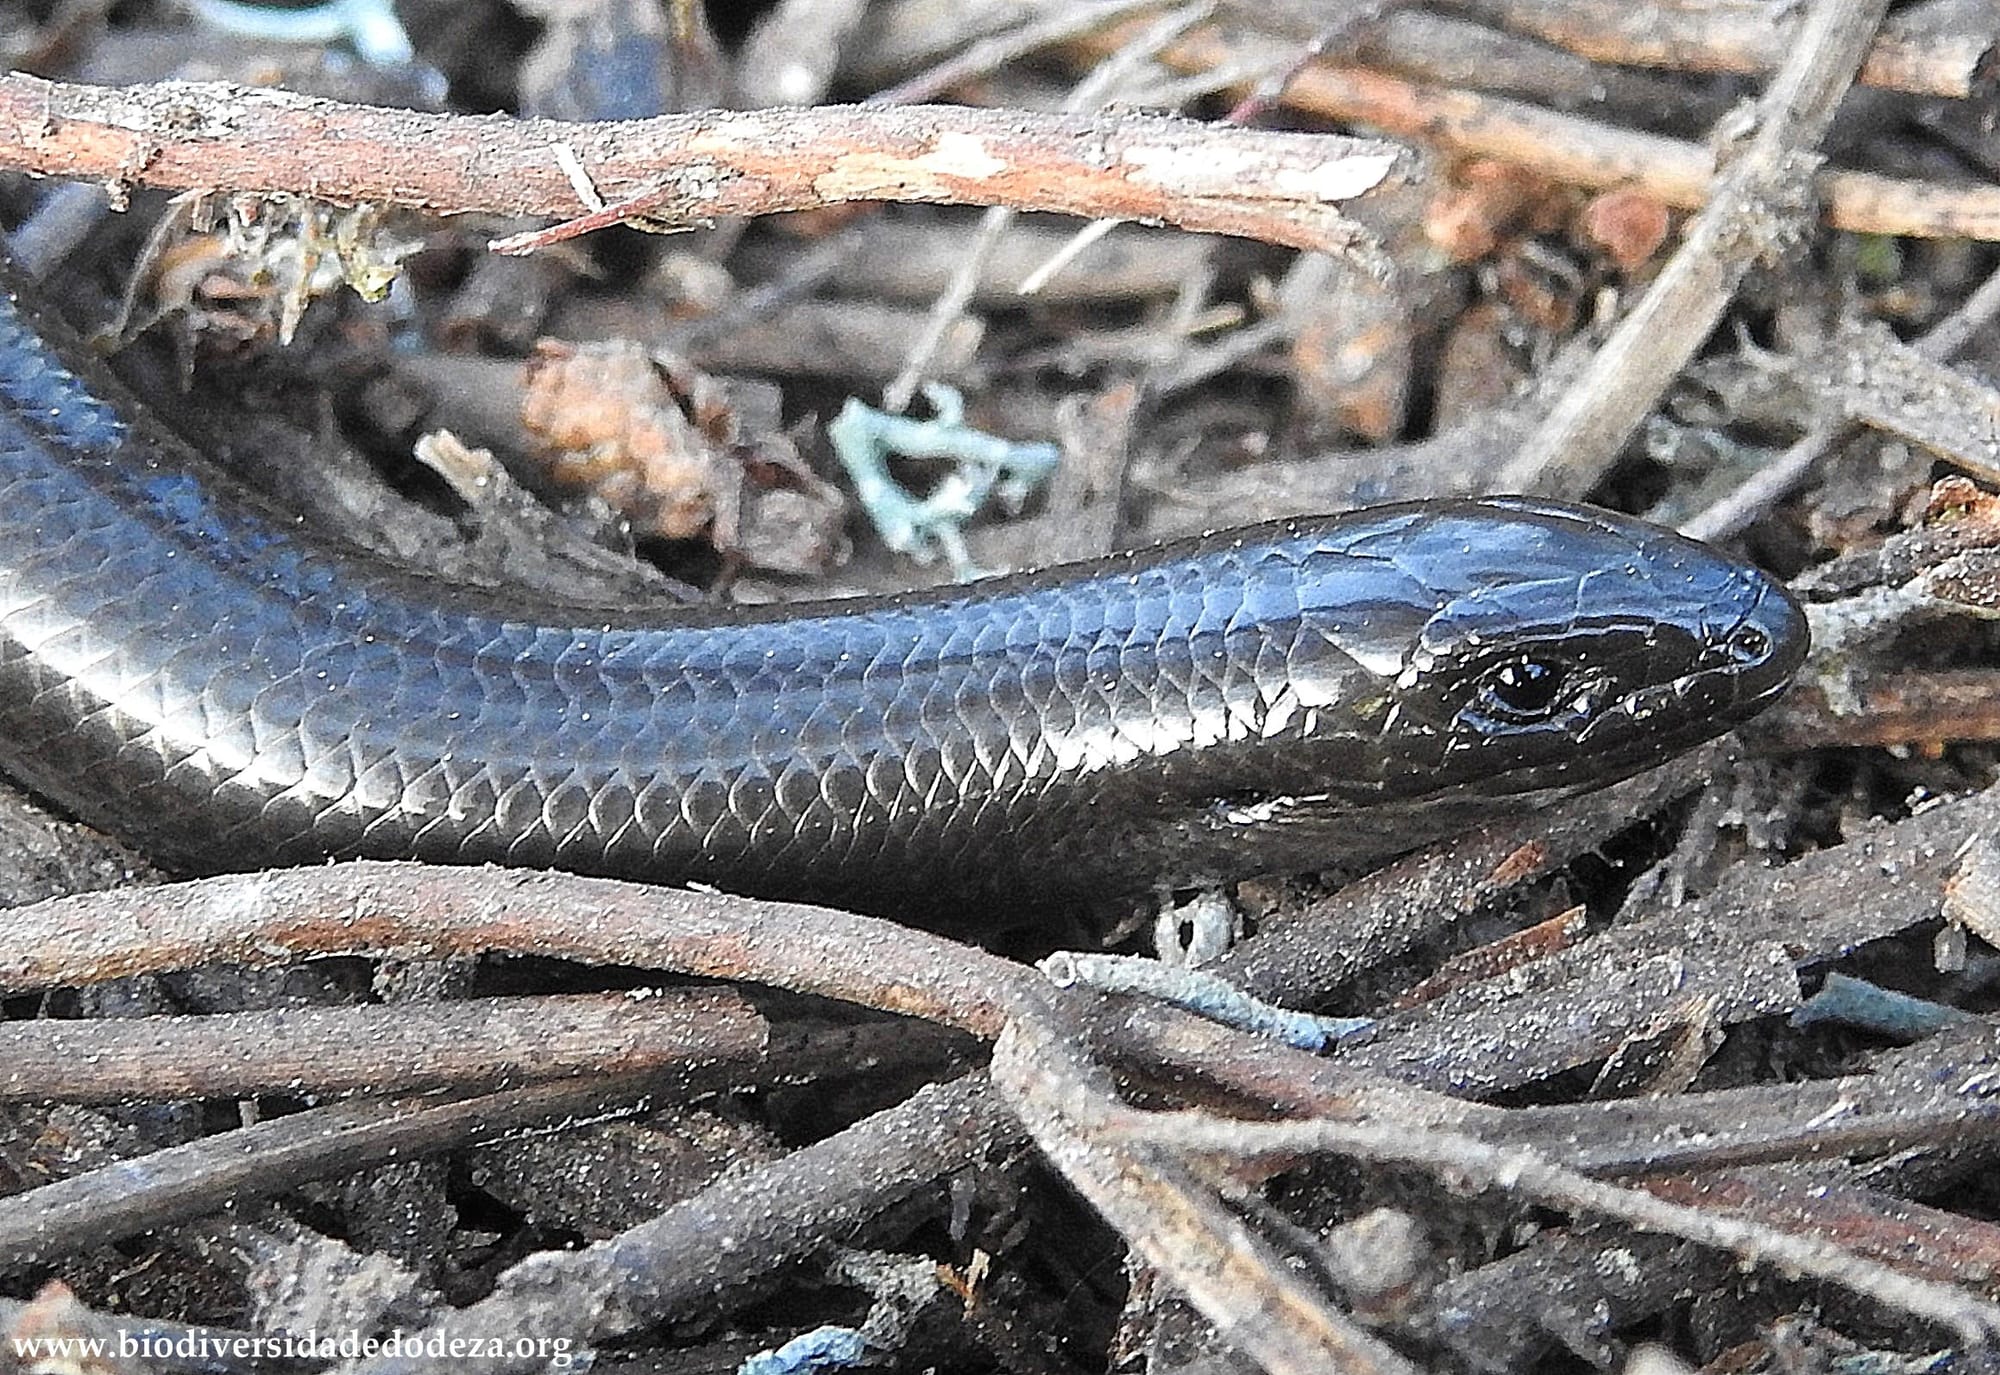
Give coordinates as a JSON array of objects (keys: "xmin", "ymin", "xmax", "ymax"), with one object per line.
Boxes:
[{"xmin": 0, "ymin": 272, "xmax": 1806, "ymax": 915}]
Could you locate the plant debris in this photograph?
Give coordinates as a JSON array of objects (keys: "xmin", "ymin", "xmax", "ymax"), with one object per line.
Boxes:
[{"xmin": 0, "ymin": 0, "xmax": 1999, "ymax": 1371}]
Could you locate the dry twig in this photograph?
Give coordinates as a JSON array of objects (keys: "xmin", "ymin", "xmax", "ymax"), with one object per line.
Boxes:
[
  {"xmin": 1079, "ymin": 22, "xmax": 2000, "ymax": 240},
  {"xmin": 1442, "ymin": 0, "xmax": 1993, "ymax": 98},
  {"xmin": 1210, "ymin": 743, "xmax": 1730, "ymax": 1006},
  {"xmin": 0, "ymin": 990, "xmax": 763, "ymax": 1102},
  {"xmin": 1340, "ymin": 782, "xmax": 2000, "ymax": 1092},
  {"xmin": 0, "ymin": 77, "xmax": 1405, "ymax": 256},
  {"xmin": 0, "ymin": 1073, "xmax": 692, "ymax": 1271},
  {"xmin": 0, "ymin": 861, "xmax": 1038, "ymax": 1034},
  {"xmin": 1684, "ymin": 265, "xmax": 2000, "ymax": 539},
  {"xmin": 994, "ymin": 1003, "xmax": 1424, "ymax": 1375},
  {"xmin": 1115, "ymin": 1110, "xmax": 2000, "ymax": 1343},
  {"xmin": 1495, "ymin": 0, "xmax": 1897, "ymax": 492}
]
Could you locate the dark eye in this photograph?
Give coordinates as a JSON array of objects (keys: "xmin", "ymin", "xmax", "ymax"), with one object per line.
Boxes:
[
  {"xmin": 1724, "ymin": 625, "xmax": 1772, "ymax": 665},
  {"xmin": 1476, "ymin": 656, "xmax": 1570, "ymax": 721}
]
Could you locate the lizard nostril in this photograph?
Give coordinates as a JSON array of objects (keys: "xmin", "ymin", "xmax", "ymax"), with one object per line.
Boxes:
[{"xmin": 1724, "ymin": 624, "xmax": 1772, "ymax": 665}]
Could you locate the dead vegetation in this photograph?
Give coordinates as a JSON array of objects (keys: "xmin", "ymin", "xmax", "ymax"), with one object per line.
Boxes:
[{"xmin": 1, "ymin": 0, "xmax": 2000, "ymax": 1371}]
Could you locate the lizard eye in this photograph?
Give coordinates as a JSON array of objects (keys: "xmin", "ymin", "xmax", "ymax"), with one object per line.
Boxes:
[{"xmin": 1474, "ymin": 656, "xmax": 1571, "ymax": 723}]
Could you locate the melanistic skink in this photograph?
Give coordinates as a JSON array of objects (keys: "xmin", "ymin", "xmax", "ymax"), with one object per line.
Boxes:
[{"xmin": 0, "ymin": 270, "xmax": 1806, "ymax": 914}]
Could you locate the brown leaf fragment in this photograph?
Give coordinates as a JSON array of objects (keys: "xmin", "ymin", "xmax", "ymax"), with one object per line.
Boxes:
[
  {"xmin": 1491, "ymin": 248, "xmax": 1584, "ymax": 334},
  {"xmin": 520, "ymin": 339, "xmax": 845, "ymax": 573},
  {"xmin": 523, "ymin": 338, "xmax": 723, "ymax": 541},
  {"xmin": 1425, "ymin": 159, "xmax": 1561, "ymax": 263},
  {"xmin": 1578, "ymin": 187, "xmax": 1672, "ymax": 271},
  {"xmin": 1924, "ymin": 473, "xmax": 2000, "ymax": 526}
]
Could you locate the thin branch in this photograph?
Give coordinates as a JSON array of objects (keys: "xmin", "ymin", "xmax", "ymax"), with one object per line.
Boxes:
[
  {"xmin": 0, "ymin": 1073, "xmax": 676, "ymax": 1270},
  {"xmin": 346, "ymin": 1074, "xmax": 1014, "ymax": 1375},
  {"xmin": 1495, "ymin": 0, "xmax": 1896, "ymax": 493},
  {"xmin": 1681, "ymin": 261, "xmax": 2000, "ymax": 540},
  {"xmin": 1207, "ymin": 743, "xmax": 1729, "ymax": 1007},
  {"xmin": 0, "ymin": 77, "xmax": 1404, "ymax": 256},
  {"xmin": 882, "ymin": 1, "xmax": 1215, "ymax": 412},
  {"xmin": 866, "ymin": 0, "xmax": 1170, "ymax": 105},
  {"xmin": 993, "ymin": 1005, "xmax": 1424, "ymax": 1375},
  {"xmin": 1441, "ymin": 0, "xmax": 1993, "ymax": 99},
  {"xmin": 1328, "ymin": 783, "xmax": 2000, "ymax": 1095},
  {"xmin": 1085, "ymin": 24, "xmax": 2000, "ymax": 240},
  {"xmin": 1754, "ymin": 669, "xmax": 2000, "ymax": 749},
  {"xmin": 0, "ymin": 861, "xmax": 1040, "ymax": 1038},
  {"xmin": 0, "ymin": 990, "xmax": 764, "ymax": 1101},
  {"xmin": 1118, "ymin": 1110, "xmax": 2000, "ymax": 1343}
]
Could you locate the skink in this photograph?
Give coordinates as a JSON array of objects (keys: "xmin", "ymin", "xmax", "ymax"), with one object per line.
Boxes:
[{"xmin": 0, "ymin": 269, "xmax": 1807, "ymax": 915}]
